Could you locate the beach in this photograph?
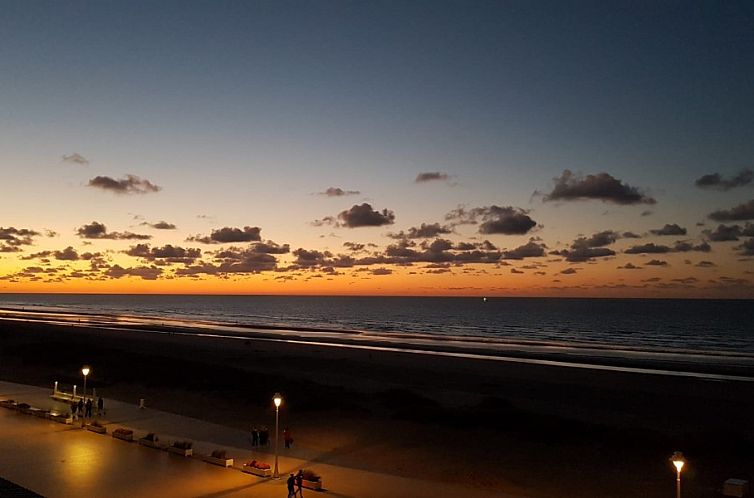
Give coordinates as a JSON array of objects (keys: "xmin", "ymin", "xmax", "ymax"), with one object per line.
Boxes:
[{"xmin": 1, "ymin": 315, "xmax": 753, "ymax": 497}]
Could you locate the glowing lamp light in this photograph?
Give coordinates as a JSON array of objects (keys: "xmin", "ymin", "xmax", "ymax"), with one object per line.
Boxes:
[
  {"xmin": 81, "ymin": 366, "xmax": 90, "ymax": 377},
  {"xmin": 272, "ymin": 392, "xmax": 283, "ymax": 479},
  {"xmin": 670, "ymin": 451, "xmax": 686, "ymax": 498}
]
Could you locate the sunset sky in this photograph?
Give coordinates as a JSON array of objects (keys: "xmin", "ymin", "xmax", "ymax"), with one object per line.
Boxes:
[{"xmin": 1, "ymin": 1, "xmax": 753, "ymax": 297}]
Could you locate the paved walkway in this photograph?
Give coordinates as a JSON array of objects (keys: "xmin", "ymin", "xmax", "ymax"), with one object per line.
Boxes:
[{"xmin": 0, "ymin": 381, "xmax": 523, "ymax": 498}]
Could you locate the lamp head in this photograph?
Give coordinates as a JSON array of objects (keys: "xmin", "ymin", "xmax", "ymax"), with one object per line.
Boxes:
[
  {"xmin": 670, "ymin": 451, "xmax": 685, "ymax": 473},
  {"xmin": 273, "ymin": 393, "xmax": 283, "ymax": 408},
  {"xmin": 81, "ymin": 366, "xmax": 90, "ymax": 377}
]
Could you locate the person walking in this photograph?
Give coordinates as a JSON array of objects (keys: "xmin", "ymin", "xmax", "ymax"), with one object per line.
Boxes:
[
  {"xmin": 295, "ymin": 469, "xmax": 304, "ymax": 498},
  {"xmin": 286, "ymin": 473, "xmax": 296, "ymax": 498},
  {"xmin": 77, "ymin": 398, "xmax": 84, "ymax": 419},
  {"xmin": 71, "ymin": 400, "xmax": 78, "ymax": 420},
  {"xmin": 85, "ymin": 397, "xmax": 93, "ymax": 418},
  {"xmin": 251, "ymin": 426, "xmax": 259, "ymax": 447}
]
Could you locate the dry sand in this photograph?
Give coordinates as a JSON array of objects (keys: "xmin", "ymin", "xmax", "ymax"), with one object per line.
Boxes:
[{"xmin": 1, "ymin": 317, "xmax": 752, "ymax": 497}]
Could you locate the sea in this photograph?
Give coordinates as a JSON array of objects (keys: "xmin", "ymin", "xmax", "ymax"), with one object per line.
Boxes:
[{"xmin": 0, "ymin": 294, "xmax": 752, "ymax": 354}]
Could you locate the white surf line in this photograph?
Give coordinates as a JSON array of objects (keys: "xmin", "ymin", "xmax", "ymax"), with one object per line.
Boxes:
[
  {"xmin": 6, "ymin": 318, "xmax": 754, "ymax": 382},
  {"xmin": 158, "ymin": 328, "xmax": 754, "ymax": 383}
]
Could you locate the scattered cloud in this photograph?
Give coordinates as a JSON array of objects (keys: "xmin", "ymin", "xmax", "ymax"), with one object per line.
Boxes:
[
  {"xmin": 695, "ymin": 169, "xmax": 753, "ymax": 191},
  {"xmin": 650, "ymin": 224, "xmax": 687, "ymax": 236},
  {"xmin": 125, "ymin": 244, "xmax": 201, "ymax": 264},
  {"xmin": 53, "ymin": 246, "xmax": 79, "ymax": 261},
  {"xmin": 188, "ymin": 226, "xmax": 262, "ymax": 244},
  {"xmin": 551, "ymin": 230, "xmax": 619, "ymax": 262},
  {"xmin": 737, "ymin": 238, "xmax": 754, "ymax": 256},
  {"xmin": 645, "ymin": 259, "xmax": 669, "ymax": 266},
  {"xmin": 618, "ymin": 263, "xmax": 642, "ymax": 270},
  {"xmin": 88, "ymin": 175, "xmax": 161, "ymax": 195},
  {"xmin": 673, "ymin": 240, "xmax": 711, "ymax": 253},
  {"xmin": 708, "ymin": 199, "xmax": 754, "ymax": 221},
  {"xmin": 62, "ymin": 153, "xmax": 89, "ymax": 166},
  {"xmin": 141, "ymin": 220, "xmax": 177, "ymax": 230},
  {"xmin": 502, "ymin": 239, "xmax": 547, "ymax": 260},
  {"xmin": 625, "ymin": 243, "xmax": 672, "ymax": 254},
  {"xmin": 388, "ymin": 222, "xmax": 452, "ymax": 239},
  {"xmin": 316, "ymin": 203, "xmax": 396, "ymax": 228},
  {"xmin": 0, "ymin": 227, "xmax": 41, "ymax": 249},
  {"xmin": 415, "ymin": 172, "xmax": 449, "ymax": 183},
  {"xmin": 542, "ymin": 170, "xmax": 656, "ymax": 205},
  {"xmin": 446, "ymin": 205, "xmax": 537, "ymax": 235},
  {"xmin": 76, "ymin": 221, "xmax": 151, "ymax": 240},
  {"xmin": 703, "ymin": 224, "xmax": 754, "ymax": 242},
  {"xmin": 318, "ymin": 187, "xmax": 361, "ymax": 197},
  {"xmin": 105, "ymin": 265, "xmax": 163, "ymax": 280}
]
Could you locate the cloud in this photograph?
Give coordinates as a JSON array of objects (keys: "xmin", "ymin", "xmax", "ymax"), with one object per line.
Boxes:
[
  {"xmin": 704, "ymin": 225, "xmax": 739, "ymax": 243},
  {"xmin": 737, "ymin": 238, "xmax": 754, "ymax": 256},
  {"xmin": 319, "ymin": 187, "xmax": 361, "ymax": 197},
  {"xmin": 560, "ymin": 268, "xmax": 578, "ymax": 275},
  {"xmin": 371, "ymin": 268, "xmax": 392, "ymax": 275},
  {"xmin": 618, "ymin": 263, "xmax": 642, "ymax": 270},
  {"xmin": 88, "ymin": 175, "xmax": 161, "ymax": 195},
  {"xmin": 550, "ymin": 230, "xmax": 619, "ymax": 262},
  {"xmin": 75, "ymin": 221, "xmax": 151, "ymax": 240},
  {"xmin": 141, "ymin": 220, "xmax": 177, "ymax": 230},
  {"xmin": 708, "ymin": 199, "xmax": 754, "ymax": 221},
  {"xmin": 650, "ymin": 224, "xmax": 687, "ymax": 236},
  {"xmin": 625, "ymin": 243, "xmax": 672, "ymax": 254},
  {"xmin": 53, "ymin": 246, "xmax": 79, "ymax": 261},
  {"xmin": 343, "ymin": 242, "xmax": 365, "ymax": 252},
  {"xmin": 336, "ymin": 203, "xmax": 396, "ymax": 228},
  {"xmin": 446, "ymin": 205, "xmax": 537, "ymax": 235},
  {"xmin": 543, "ymin": 170, "xmax": 656, "ymax": 205},
  {"xmin": 105, "ymin": 265, "xmax": 163, "ymax": 280},
  {"xmin": 502, "ymin": 239, "xmax": 547, "ymax": 260},
  {"xmin": 62, "ymin": 153, "xmax": 89, "ymax": 166},
  {"xmin": 388, "ymin": 222, "xmax": 453, "ymax": 239},
  {"xmin": 673, "ymin": 240, "xmax": 711, "ymax": 253},
  {"xmin": 415, "ymin": 172, "xmax": 449, "ymax": 183},
  {"xmin": 125, "ymin": 244, "xmax": 201, "ymax": 264},
  {"xmin": 0, "ymin": 227, "xmax": 41, "ymax": 248},
  {"xmin": 695, "ymin": 261, "xmax": 716, "ymax": 268},
  {"xmin": 188, "ymin": 226, "xmax": 262, "ymax": 244},
  {"xmin": 695, "ymin": 169, "xmax": 753, "ymax": 191},
  {"xmin": 645, "ymin": 259, "xmax": 669, "ymax": 266}
]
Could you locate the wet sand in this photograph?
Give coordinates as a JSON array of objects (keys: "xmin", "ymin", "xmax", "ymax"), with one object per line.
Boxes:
[{"xmin": 1, "ymin": 317, "xmax": 752, "ymax": 497}]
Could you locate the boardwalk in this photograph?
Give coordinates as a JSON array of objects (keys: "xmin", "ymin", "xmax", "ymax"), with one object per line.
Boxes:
[{"xmin": 0, "ymin": 381, "xmax": 521, "ymax": 498}]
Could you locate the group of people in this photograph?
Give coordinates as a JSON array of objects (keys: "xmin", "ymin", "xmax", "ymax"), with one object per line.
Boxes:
[
  {"xmin": 71, "ymin": 396, "xmax": 104, "ymax": 420},
  {"xmin": 250, "ymin": 426, "xmax": 294, "ymax": 448},
  {"xmin": 250, "ymin": 426, "xmax": 270, "ymax": 447},
  {"xmin": 286, "ymin": 470, "xmax": 305, "ymax": 498}
]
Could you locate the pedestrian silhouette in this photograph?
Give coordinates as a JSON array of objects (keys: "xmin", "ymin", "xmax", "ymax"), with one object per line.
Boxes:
[{"xmin": 286, "ymin": 473, "xmax": 296, "ymax": 497}]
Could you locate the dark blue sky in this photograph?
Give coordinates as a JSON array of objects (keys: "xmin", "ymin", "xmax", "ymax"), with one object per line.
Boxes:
[{"xmin": 1, "ymin": 1, "xmax": 753, "ymax": 296}]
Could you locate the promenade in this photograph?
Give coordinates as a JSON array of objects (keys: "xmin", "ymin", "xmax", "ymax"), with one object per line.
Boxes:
[{"xmin": 0, "ymin": 381, "xmax": 521, "ymax": 498}]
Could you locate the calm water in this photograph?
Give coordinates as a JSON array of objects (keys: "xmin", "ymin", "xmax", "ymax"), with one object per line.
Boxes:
[{"xmin": 0, "ymin": 294, "xmax": 752, "ymax": 354}]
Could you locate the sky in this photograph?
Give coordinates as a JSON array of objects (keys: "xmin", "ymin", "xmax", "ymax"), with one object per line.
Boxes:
[{"xmin": 1, "ymin": 0, "xmax": 753, "ymax": 297}]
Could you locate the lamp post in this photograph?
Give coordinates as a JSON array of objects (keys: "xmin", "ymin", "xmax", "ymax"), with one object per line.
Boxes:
[
  {"xmin": 272, "ymin": 393, "xmax": 283, "ymax": 479},
  {"xmin": 670, "ymin": 451, "xmax": 685, "ymax": 498},
  {"xmin": 81, "ymin": 366, "xmax": 90, "ymax": 401}
]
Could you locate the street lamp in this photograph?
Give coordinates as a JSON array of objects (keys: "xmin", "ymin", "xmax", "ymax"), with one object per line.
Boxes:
[
  {"xmin": 272, "ymin": 393, "xmax": 283, "ymax": 479},
  {"xmin": 670, "ymin": 451, "xmax": 686, "ymax": 498},
  {"xmin": 81, "ymin": 366, "xmax": 90, "ymax": 401}
]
